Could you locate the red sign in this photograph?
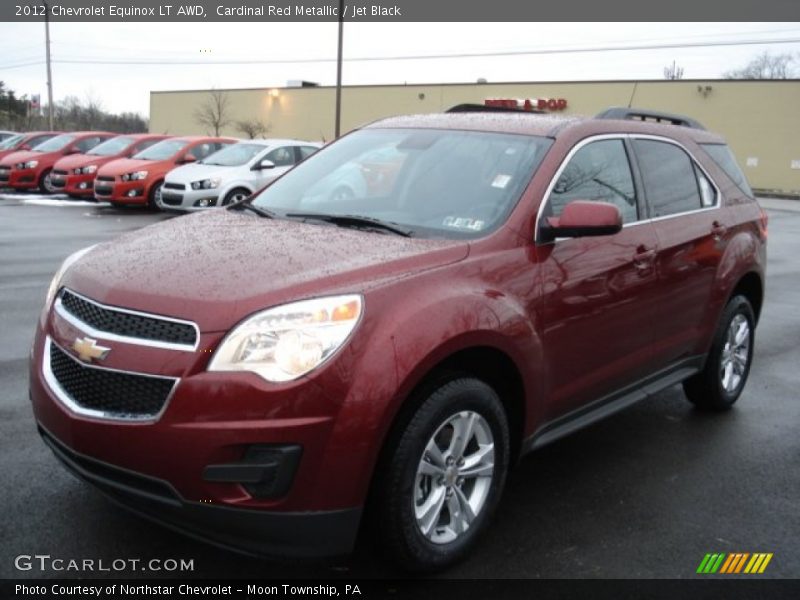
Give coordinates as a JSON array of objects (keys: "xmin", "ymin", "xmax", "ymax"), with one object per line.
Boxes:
[{"xmin": 484, "ymin": 97, "xmax": 568, "ymax": 111}]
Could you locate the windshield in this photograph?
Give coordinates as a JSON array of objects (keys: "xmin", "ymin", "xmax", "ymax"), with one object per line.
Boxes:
[
  {"xmin": 32, "ymin": 134, "xmax": 76, "ymax": 152},
  {"xmin": 201, "ymin": 143, "xmax": 265, "ymax": 167},
  {"xmin": 133, "ymin": 139, "xmax": 189, "ymax": 161},
  {"xmin": 88, "ymin": 136, "xmax": 134, "ymax": 156},
  {"xmin": 251, "ymin": 128, "xmax": 551, "ymax": 239},
  {"xmin": 0, "ymin": 134, "xmax": 24, "ymax": 150}
]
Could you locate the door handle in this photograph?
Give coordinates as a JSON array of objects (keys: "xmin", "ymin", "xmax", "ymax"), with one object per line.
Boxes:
[
  {"xmin": 633, "ymin": 247, "xmax": 656, "ymax": 270},
  {"xmin": 711, "ymin": 220, "xmax": 727, "ymax": 240}
]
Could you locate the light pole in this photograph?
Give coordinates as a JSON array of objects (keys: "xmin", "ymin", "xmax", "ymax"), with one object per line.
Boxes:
[
  {"xmin": 43, "ymin": 0, "xmax": 54, "ymax": 129},
  {"xmin": 334, "ymin": 0, "xmax": 343, "ymax": 138}
]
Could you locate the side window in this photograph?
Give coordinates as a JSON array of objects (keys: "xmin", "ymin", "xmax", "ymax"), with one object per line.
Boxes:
[
  {"xmin": 694, "ymin": 165, "xmax": 717, "ymax": 207},
  {"xmin": 298, "ymin": 146, "xmax": 318, "ymax": 160},
  {"xmin": 265, "ymin": 147, "xmax": 295, "ymax": 167},
  {"xmin": 547, "ymin": 139, "xmax": 638, "ymax": 224},
  {"xmin": 75, "ymin": 136, "xmax": 102, "ymax": 153},
  {"xmin": 700, "ymin": 143, "xmax": 753, "ymax": 197},
  {"xmin": 633, "ymin": 140, "xmax": 702, "ymax": 217}
]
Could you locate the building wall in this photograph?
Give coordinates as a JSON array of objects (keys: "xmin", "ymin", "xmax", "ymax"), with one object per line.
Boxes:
[{"xmin": 150, "ymin": 80, "xmax": 800, "ymax": 194}]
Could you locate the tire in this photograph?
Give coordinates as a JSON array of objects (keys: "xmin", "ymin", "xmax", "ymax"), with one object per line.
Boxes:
[
  {"xmin": 38, "ymin": 169, "xmax": 56, "ymax": 194},
  {"xmin": 222, "ymin": 187, "xmax": 250, "ymax": 206},
  {"xmin": 683, "ymin": 295, "xmax": 756, "ymax": 411},
  {"xmin": 374, "ymin": 377, "xmax": 510, "ymax": 572},
  {"xmin": 148, "ymin": 181, "xmax": 164, "ymax": 210}
]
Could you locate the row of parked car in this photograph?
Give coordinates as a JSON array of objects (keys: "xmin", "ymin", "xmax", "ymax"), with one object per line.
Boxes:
[{"xmin": 0, "ymin": 130, "xmax": 321, "ymax": 210}]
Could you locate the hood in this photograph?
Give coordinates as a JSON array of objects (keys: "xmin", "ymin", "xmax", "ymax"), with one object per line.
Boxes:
[
  {"xmin": 165, "ymin": 162, "xmax": 231, "ymax": 184},
  {"xmin": 98, "ymin": 157, "xmax": 171, "ymax": 177},
  {"xmin": 53, "ymin": 153, "xmax": 116, "ymax": 171},
  {"xmin": 1, "ymin": 149, "xmax": 44, "ymax": 167},
  {"xmin": 63, "ymin": 210, "xmax": 469, "ymax": 332}
]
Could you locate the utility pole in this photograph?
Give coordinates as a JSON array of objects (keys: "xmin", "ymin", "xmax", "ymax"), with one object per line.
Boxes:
[
  {"xmin": 43, "ymin": 1, "xmax": 54, "ymax": 129},
  {"xmin": 334, "ymin": 0, "xmax": 343, "ymax": 138}
]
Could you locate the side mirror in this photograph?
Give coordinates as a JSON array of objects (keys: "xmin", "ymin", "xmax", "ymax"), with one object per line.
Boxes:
[
  {"xmin": 181, "ymin": 154, "xmax": 197, "ymax": 164},
  {"xmin": 64, "ymin": 148, "xmax": 79, "ymax": 155},
  {"xmin": 539, "ymin": 200, "xmax": 622, "ymax": 242},
  {"xmin": 254, "ymin": 159, "xmax": 275, "ymax": 171}
]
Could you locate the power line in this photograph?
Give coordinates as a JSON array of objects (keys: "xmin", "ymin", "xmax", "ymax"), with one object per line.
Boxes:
[{"xmin": 2, "ymin": 36, "xmax": 799, "ymax": 70}]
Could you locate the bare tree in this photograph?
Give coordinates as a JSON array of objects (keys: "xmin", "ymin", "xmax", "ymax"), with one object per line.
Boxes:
[
  {"xmin": 724, "ymin": 51, "xmax": 796, "ymax": 79},
  {"xmin": 664, "ymin": 60, "xmax": 685, "ymax": 80},
  {"xmin": 193, "ymin": 88, "xmax": 232, "ymax": 136},
  {"xmin": 235, "ymin": 118, "xmax": 270, "ymax": 139}
]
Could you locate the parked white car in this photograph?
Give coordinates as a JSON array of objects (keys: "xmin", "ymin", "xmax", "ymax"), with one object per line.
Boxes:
[
  {"xmin": 0, "ymin": 131, "xmax": 17, "ymax": 143},
  {"xmin": 158, "ymin": 139, "xmax": 321, "ymax": 211}
]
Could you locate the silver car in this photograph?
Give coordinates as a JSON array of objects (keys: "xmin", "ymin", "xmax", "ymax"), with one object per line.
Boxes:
[{"xmin": 158, "ymin": 139, "xmax": 321, "ymax": 211}]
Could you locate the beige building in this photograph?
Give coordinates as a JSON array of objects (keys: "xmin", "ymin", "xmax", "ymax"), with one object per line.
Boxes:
[{"xmin": 150, "ymin": 79, "xmax": 800, "ymax": 195}]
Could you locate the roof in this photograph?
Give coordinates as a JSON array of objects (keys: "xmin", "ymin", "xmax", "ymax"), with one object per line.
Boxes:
[{"xmin": 366, "ymin": 111, "xmax": 725, "ymax": 143}]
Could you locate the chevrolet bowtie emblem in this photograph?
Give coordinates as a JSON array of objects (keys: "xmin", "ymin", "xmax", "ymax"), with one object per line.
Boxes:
[{"xmin": 72, "ymin": 337, "xmax": 111, "ymax": 363}]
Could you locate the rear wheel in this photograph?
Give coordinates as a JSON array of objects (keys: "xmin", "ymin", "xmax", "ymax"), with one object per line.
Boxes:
[
  {"xmin": 683, "ymin": 295, "xmax": 755, "ymax": 411},
  {"xmin": 374, "ymin": 377, "xmax": 509, "ymax": 572}
]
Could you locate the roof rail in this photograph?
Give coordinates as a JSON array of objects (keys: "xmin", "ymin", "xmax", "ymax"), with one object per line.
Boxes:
[
  {"xmin": 446, "ymin": 103, "xmax": 545, "ymax": 114},
  {"xmin": 595, "ymin": 107, "xmax": 706, "ymax": 130}
]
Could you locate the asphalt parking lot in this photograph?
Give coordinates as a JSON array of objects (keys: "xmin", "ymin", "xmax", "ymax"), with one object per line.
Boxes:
[{"xmin": 0, "ymin": 193, "xmax": 798, "ymax": 580}]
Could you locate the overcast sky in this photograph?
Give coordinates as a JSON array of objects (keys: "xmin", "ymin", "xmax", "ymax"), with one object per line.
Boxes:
[{"xmin": 0, "ymin": 22, "xmax": 798, "ymax": 116}]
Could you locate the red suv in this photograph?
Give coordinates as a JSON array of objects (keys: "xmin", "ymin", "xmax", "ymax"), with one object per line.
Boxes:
[
  {"xmin": 0, "ymin": 132, "xmax": 113, "ymax": 193},
  {"xmin": 94, "ymin": 136, "xmax": 236, "ymax": 207},
  {"xmin": 29, "ymin": 107, "xmax": 766, "ymax": 571},
  {"xmin": 50, "ymin": 134, "xmax": 169, "ymax": 198}
]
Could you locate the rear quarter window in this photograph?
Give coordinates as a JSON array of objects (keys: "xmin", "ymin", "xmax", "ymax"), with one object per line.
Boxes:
[{"xmin": 700, "ymin": 143, "xmax": 753, "ymax": 197}]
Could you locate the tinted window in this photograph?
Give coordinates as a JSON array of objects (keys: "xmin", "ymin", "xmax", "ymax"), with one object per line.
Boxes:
[
  {"xmin": 265, "ymin": 146, "xmax": 295, "ymax": 167},
  {"xmin": 75, "ymin": 136, "xmax": 104, "ymax": 153},
  {"xmin": 701, "ymin": 143, "xmax": 753, "ymax": 197},
  {"xmin": 0, "ymin": 134, "xmax": 24, "ymax": 150},
  {"xmin": 694, "ymin": 165, "xmax": 717, "ymax": 207},
  {"xmin": 633, "ymin": 140, "xmax": 701, "ymax": 217},
  {"xmin": 547, "ymin": 139, "xmax": 638, "ymax": 224},
  {"xmin": 132, "ymin": 138, "xmax": 160, "ymax": 153}
]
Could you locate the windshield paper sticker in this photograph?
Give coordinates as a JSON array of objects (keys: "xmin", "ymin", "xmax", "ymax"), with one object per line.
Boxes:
[{"xmin": 443, "ymin": 216, "xmax": 486, "ymax": 231}]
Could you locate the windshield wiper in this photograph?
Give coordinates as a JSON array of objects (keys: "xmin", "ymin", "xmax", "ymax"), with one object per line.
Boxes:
[
  {"xmin": 285, "ymin": 212, "xmax": 413, "ymax": 237},
  {"xmin": 228, "ymin": 202, "xmax": 276, "ymax": 219}
]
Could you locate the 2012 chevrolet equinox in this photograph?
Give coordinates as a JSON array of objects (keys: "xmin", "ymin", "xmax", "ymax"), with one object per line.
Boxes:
[{"xmin": 30, "ymin": 105, "xmax": 766, "ymax": 571}]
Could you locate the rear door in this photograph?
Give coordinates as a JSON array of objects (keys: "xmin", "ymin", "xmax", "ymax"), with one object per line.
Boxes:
[
  {"xmin": 631, "ymin": 137, "xmax": 729, "ymax": 366},
  {"xmin": 536, "ymin": 136, "xmax": 662, "ymax": 419}
]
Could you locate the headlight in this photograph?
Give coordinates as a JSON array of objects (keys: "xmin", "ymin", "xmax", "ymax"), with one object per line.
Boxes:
[
  {"xmin": 208, "ymin": 295, "xmax": 363, "ymax": 382},
  {"xmin": 82, "ymin": 165, "xmax": 98, "ymax": 174},
  {"xmin": 16, "ymin": 160, "xmax": 38, "ymax": 169},
  {"xmin": 43, "ymin": 245, "xmax": 97, "ymax": 310},
  {"xmin": 121, "ymin": 170, "xmax": 148, "ymax": 181},
  {"xmin": 190, "ymin": 177, "xmax": 221, "ymax": 190}
]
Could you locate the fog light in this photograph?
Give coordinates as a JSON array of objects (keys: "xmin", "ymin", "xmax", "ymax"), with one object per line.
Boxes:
[
  {"xmin": 193, "ymin": 198, "xmax": 213, "ymax": 207},
  {"xmin": 127, "ymin": 189, "xmax": 140, "ymax": 197},
  {"xmin": 78, "ymin": 182, "xmax": 88, "ymax": 190}
]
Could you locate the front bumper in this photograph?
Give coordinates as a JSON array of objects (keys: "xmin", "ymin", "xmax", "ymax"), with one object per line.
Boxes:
[
  {"xmin": 4, "ymin": 167, "xmax": 38, "ymax": 189},
  {"xmin": 52, "ymin": 172, "xmax": 95, "ymax": 196},
  {"xmin": 94, "ymin": 179, "xmax": 148, "ymax": 204},
  {"xmin": 159, "ymin": 186, "xmax": 221, "ymax": 211},
  {"xmin": 40, "ymin": 425, "xmax": 361, "ymax": 558}
]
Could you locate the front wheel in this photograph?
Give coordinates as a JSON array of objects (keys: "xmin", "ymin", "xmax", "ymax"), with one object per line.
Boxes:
[
  {"xmin": 38, "ymin": 169, "xmax": 56, "ymax": 194},
  {"xmin": 683, "ymin": 295, "xmax": 756, "ymax": 411},
  {"xmin": 148, "ymin": 181, "xmax": 163, "ymax": 210},
  {"xmin": 374, "ymin": 377, "xmax": 509, "ymax": 572},
  {"xmin": 222, "ymin": 187, "xmax": 250, "ymax": 206}
]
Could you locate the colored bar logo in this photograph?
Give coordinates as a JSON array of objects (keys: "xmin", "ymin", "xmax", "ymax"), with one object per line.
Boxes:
[{"xmin": 697, "ymin": 553, "xmax": 773, "ymax": 574}]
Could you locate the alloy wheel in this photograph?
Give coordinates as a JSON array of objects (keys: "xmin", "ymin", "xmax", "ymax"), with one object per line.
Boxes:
[{"xmin": 720, "ymin": 313, "xmax": 751, "ymax": 393}]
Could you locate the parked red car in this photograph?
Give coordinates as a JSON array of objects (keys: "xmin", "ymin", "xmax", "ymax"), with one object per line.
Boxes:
[
  {"xmin": 94, "ymin": 136, "xmax": 236, "ymax": 207},
  {"xmin": 0, "ymin": 132, "xmax": 114, "ymax": 193},
  {"xmin": 50, "ymin": 134, "xmax": 169, "ymax": 199},
  {"xmin": 0, "ymin": 131, "xmax": 59, "ymax": 162},
  {"xmin": 30, "ymin": 107, "xmax": 766, "ymax": 571}
]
